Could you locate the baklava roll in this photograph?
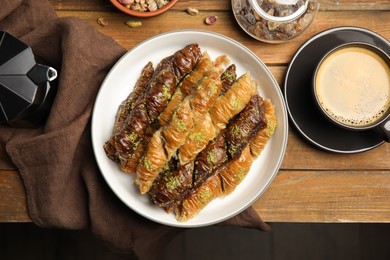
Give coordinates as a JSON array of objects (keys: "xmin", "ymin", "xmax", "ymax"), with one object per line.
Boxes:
[
  {"xmin": 175, "ymin": 98, "xmax": 276, "ymax": 221},
  {"xmin": 158, "ymin": 52, "xmax": 214, "ymax": 126},
  {"xmin": 135, "ymin": 69, "xmax": 222, "ymax": 193},
  {"xmin": 220, "ymin": 98, "xmax": 276, "ymax": 195},
  {"xmin": 113, "ymin": 43, "xmax": 202, "ymax": 173},
  {"xmin": 103, "ymin": 61, "xmax": 154, "ymax": 161},
  {"xmin": 175, "ymin": 174, "xmax": 223, "ymax": 222},
  {"xmin": 210, "ymin": 72, "xmax": 257, "ymax": 131},
  {"xmin": 225, "ymin": 95, "xmax": 267, "ymax": 160}
]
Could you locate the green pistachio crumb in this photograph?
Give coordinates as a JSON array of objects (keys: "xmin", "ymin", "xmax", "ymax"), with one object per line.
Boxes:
[
  {"xmin": 166, "ymin": 175, "xmax": 182, "ymax": 190},
  {"xmin": 176, "ymin": 119, "xmax": 186, "ymax": 132},
  {"xmin": 236, "ymin": 166, "xmax": 248, "ymax": 182},
  {"xmin": 231, "ymin": 97, "xmax": 242, "ymax": 110},
  {"xmin": 207, "ymin": 150, "xmax": 218, "ymax": 164},
  {"xmin": 162, "ymin": 162, "xmax": 170, "ymax": 172},
  {"xmin": 190, "ymin": 131, "xmax": 206, "ymax": 143},
  {"xmin": 198, "ymin": 189, "xmax": 212, "ymax": 204},
  {"xmin": 143, "ymin": 156, "xmax": 153, "ymax": 171},
  {"xmin": 172, "ymin": 111, "xmax": 187, "ymax": 132},
  {"xmin": 208, "ymin": 83, "xmax": 217, "ymax": 96},
  {"xmin": 126, "ymin": 132, "xmax": 141, "ymax": 147},
  {"xmin": 231, "ymin": 125, "xmax": 241, "ymax": 137},
  {"xmin": 127, "ymin": 132, "xmax": 137, "ymax": 142},
  {"xmin": 228, "ymin": 145, "xmax": 238, "ymax": 157},
  {"xmin": 162, "ymin": 84, "xmax": 171, "ymax": 100},
  {"xmin": 221, "ymin": 72, "xmax": 235, "ymax": 81}
]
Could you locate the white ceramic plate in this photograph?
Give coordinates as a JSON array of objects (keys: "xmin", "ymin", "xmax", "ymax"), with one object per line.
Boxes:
[{"xmin": 91, "ymin": 30, "xmax": 288, "ymax": 227}]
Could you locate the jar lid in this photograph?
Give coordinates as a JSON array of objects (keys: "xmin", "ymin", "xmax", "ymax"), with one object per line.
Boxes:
[{"xmin": 250, "ymin": 0, "xmax": 309, "ymax": 22}]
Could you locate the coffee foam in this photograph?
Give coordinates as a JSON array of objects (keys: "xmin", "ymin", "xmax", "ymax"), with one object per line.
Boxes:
[
  {"xmin": 321, "ymin": 100, "xmax": 389, "ymax": 127},
  {"xmin": 315, "ymin": 46, "xmax": 390, "ymax": 127}
]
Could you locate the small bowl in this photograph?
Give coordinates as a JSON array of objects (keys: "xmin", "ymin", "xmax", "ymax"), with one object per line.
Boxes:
[{"xmin": 110, "ymin": 0, "xmax": 178, "ymax": 18}]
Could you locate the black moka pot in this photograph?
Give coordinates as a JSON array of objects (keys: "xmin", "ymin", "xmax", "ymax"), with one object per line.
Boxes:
[{"xmin": 0, "ymin": 31, "xmax": 57, "ymax": 127}]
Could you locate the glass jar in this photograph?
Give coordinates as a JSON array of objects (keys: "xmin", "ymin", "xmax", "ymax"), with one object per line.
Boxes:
[{"xmin": 232, "ymin": 0, "xmax": 320, "ymax": 43}]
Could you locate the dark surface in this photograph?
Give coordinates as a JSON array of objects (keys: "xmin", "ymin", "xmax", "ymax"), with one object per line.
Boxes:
[{"xmin": 1, "ymin": 222, "xmax": 390, "ymax": 260}]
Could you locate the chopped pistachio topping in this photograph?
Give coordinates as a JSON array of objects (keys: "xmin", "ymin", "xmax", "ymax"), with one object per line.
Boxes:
[
  {"xmin": 262, "ymin": 118, "xmax": 276, "ymax": 139},
  {"xmin": 221, "ymin": 71, "xmax": 235, "ymax": 81},
  {"xmin": 231, "ymin": 124, "xmax": 241, "ymax": 137},
  {"xmin": 126, "ymin": 132, "xmax": 141, "ymax": 147},
  {"xmin": 176, "ymin": 119, "xmax": 186, "ymax": 132},
  {"xmin": 172, "ymin": 111, "xmax": 187, "ymax": 132},
  {"xmin": 190, "ymin": 131, "xmax": 206, "ymax": 143},
  {"xmin": 162, "ymin": 84, "xmax": 171, "ymax": 100},
  {"xmin": 208, "ymin": 83, "xmax": 217, "ymax": 96},
  {"xmin": 198, "ymin": 189, "xmax": 212, "ymax": 204},
  {"xmin": 236, "ymin": 166, "xmax": 248, "ymax": 182},
  {"xmin": 163, "ymin": 171, "xmax": 174, "ymax": 182},
  {"xmin": 207, "ymin": 150, "xmax": 218, "ymax": 164},
  {"xmin": 149, "ymin": 81, "xmax": 156, "ymax": 89},
  {"xmin": 162, "ymin": 162, "xmax": 170, "ymax": 172},
  {"xmin": 126, "ymin": 102, "xmax": 132, "ymax": 110},
  {"xmin": 166, "ymin": 176, "xmax": 180, "ymax": 190},
  {"xmin": 127, "ymin": 132, "xmax": 137, "ymax": 142},
  {"xmin": 142, "ymin": 156, "xmax": 153, "ymax": 171},
  {"xmin": 231, "ymin": 97, "xmax": 242, "ymax": 110},
  {"xmin": 228, "ymin": 145, "xmax": 238, "ymax": 157}
]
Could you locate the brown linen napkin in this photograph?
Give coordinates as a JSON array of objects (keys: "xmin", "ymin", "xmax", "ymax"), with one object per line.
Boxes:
[{"xmin": 0, "ymin": 0, "xmax": 270, "ymax": 258}]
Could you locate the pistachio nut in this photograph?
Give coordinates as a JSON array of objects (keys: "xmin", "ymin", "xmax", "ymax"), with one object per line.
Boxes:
[
  {"xmin": 97, "ymin": 17, "xmax": 108, "ymax": 27},
  {"xmin": 125, "ymin": 20, "xmax": 142, "ymax": 28},
  {"xmin": 186, "ymin": 7, "xmax": 199, "ymax": 16}
]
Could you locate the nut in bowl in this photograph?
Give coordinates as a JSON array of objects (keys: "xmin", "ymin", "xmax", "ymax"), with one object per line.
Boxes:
[
  {"xmin": 110, "ymin": 0, "xmax": 178, "ymax": 17},
  {"xmin": 231, "ymin": 0, "xmax": 319, "ymax": 43}
]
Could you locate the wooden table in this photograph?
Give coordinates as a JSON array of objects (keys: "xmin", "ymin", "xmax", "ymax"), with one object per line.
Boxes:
[{"xmin": 1, "ymin": 0, "xmax": 389, "ymax": 223}]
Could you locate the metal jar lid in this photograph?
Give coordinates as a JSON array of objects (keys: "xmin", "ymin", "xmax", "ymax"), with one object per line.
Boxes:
[{"xmin": 250, "ymin": 0, "xmax": 310, "ymax": 23}]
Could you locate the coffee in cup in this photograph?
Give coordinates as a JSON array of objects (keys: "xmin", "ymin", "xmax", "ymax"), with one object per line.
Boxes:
[{"xmin": 313, "ymin": 42, "xmax": 390, "ymax": 141}]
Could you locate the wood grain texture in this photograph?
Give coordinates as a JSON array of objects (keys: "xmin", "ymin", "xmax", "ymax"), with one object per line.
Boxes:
[
  {"xmin": 0, "ymin": 171, "xmax": 30, "ymax": 222},
  {"xmin": 47, "ymin": 0, "xmax": 390, "ymax": 11},
  {"xmin": 54, "ymin": 10, "xmax": 390, "ymax": 65},
  {"xmin": 0, "ymin": 0, "xmax": 389, "ymax": 223},
  {"xmin": 283, "ymin": 131, "xmax": 390, "ymax": 170},
  {"xmin": 254, "ymin": 170, "xmax": 390, "ymax": 222}
]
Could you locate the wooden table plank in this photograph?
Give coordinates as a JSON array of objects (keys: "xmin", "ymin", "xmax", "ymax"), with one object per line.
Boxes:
[
  {"xmin": 254, "ymin": 170, "xmax": 390, "ymax": 223},
  {"xmin": 55, "ymin": 10, "xmax": 390, "ymax": 65},
  {"xmin": 48, "ymin": 0, "xmax": 390, "ymax": 11},
  {"xmin": 1, "ymin": 1, "xmax": 389, "ymax": 224},
  {"xmin": 2, "ymin": 168, "xmax": 390, "ymax": 223},
  {"xmin": 0, "ymin": 171, "xmax": 31, "ymax": 222},
  {"xmin": 283, "ymin": 131, "xmax": 390, "ymax": 170}
]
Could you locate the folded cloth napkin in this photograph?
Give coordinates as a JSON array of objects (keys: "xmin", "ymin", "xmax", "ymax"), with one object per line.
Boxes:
[{"xmin": 0, "ymin": 0, "xmax": 270, "ymax": 258}]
